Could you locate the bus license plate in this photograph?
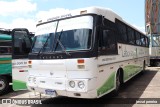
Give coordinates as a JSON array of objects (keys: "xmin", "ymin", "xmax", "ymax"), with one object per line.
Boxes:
[{"xmin": 45, "ymin": 89, "xmax": 55, "ymax": 96}]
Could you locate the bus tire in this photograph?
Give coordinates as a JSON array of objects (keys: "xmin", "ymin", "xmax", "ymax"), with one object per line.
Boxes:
[
  {"xmin": 155, "ymin": 62, "xmax": 160, "ymax": 67},
  {"xmin": 0, "ymin": 76, "xmax": 9, "ymax": 95},
  {"xmin": 113, "ymin": 71, "xmax": 121, "ymax": 96}
]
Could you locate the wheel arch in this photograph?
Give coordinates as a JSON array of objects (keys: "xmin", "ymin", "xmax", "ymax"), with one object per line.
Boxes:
[{"xmin": 0, "ymin": 74, "xmax": 12, "ymax": 83}]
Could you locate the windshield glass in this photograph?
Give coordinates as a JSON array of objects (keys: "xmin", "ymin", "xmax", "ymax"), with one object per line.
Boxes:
[{"xmin": 32, "ymin": 15, "xmax": 93, "ymax": 53}]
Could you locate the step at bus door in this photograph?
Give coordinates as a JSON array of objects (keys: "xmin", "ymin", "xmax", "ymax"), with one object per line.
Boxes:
[{"xmin": 11, "ymin": 28, "xmax": 33, "ymax": 91}]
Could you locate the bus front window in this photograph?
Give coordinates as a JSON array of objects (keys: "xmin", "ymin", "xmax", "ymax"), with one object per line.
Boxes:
[
  {"xmin": 32, "ymin": 15, "xmax": 93, "ymax": 53},
  {"xmin": 54, "ymin": 29, "xmax": 91, "ymax": 51}
]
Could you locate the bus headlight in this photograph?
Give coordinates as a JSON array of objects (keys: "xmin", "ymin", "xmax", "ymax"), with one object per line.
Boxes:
[
  {"xmin": 78, "ymin": 81, "xmax": 85, "ymax": 89},
  {"xmin": 69, "ymin": 81, "xmax": 75, "ymax": 88}
]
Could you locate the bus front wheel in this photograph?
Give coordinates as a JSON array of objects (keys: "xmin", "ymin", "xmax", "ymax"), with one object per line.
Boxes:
[
  {"xmin": 113, "ymin": 71, "xmax": 121, "ymax": 96},
  {"xmin": 0, "ymin": 76, "xmax": 9, "ymax": 95}
]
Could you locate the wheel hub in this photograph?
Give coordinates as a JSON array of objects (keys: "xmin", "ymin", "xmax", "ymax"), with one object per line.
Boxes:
[{"xmin": 0, "ymin": 80, "xmax": 5, "ymax": 90}]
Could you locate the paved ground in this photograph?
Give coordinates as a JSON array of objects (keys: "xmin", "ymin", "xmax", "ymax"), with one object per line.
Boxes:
[{"xmin": 0, "ymin": 67, "xmax": 160, "ymax": 107}]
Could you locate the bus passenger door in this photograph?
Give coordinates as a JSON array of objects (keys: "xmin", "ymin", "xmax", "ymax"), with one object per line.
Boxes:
[{"xmin": 12, "ymin": 28, "xmax": 33, "ymax": 91}]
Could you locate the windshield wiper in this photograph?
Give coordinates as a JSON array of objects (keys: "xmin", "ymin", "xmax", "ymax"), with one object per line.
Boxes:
[
  {"xmin": 37, "ymin": 34, "xmax": 51, "ymax": 56},
  {"xmin": 51, "ymin": 21, "xmax": 59, "ymax": 52},
  {"xmin": 37, "ymin": 21, "xmax": 59, "ymax": 57},
  {"xmin": 53, "ymin": 30, "xmax": 71, "ymax": 56}
]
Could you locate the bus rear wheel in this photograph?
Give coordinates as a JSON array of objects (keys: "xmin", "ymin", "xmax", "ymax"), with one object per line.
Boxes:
[{"xmin": 0, "ymin": 76, "xmax": 9, "ymax": 95}]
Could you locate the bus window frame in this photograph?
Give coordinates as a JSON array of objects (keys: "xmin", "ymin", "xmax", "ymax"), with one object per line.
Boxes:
[
  {"xmin": 115, "ymin": 19, "xmax": 149, "ymax": 48},
  {"xmin": 35, "ymin": 14, "xmax": 97, "ymax": 53},
  {"xmin": 98, "ymin": 17, "xmax": 118, "ymax": 55}
]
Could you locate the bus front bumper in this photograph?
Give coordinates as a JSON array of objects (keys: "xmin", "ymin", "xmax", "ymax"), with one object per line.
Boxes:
[{"xmin": 28, "ymin": 86, "xmax": 97, "ymax": 98}]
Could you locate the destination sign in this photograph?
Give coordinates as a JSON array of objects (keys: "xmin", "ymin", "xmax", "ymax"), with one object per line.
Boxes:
[{"xmin": 47, "ymin": 13, "xmax": 72, "ymax": 22}]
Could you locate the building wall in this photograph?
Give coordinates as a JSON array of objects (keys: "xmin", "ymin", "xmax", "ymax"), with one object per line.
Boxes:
[{"xmin": 145, "ymin": 0, "xmax": 160, "ymax": 34}]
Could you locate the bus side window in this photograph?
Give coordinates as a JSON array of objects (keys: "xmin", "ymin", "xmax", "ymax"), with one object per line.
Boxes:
[
  {"xmin": 103, "ymin": 29, "xmax": 116, "ymax": 50},
  {"xmin": 128, "ymin": 27, "xmax": 135, "ymax": 45},
  {"xmin": 116, "ymin": 20, "xmax": 128, "ymax": 43},
  {"xmin": 135, "ymin": 32, "xmax": 142, "ymax": 46},
  {"xmin": 0, "ymin": 39, "xmax": 12, "ymax": 55},
  {"xmin": 141, "ymin": 35, "xmax": 146, "ymax": 47},
  {"xmin": 102, "ymin": 29, "xmax": 108, "ymax": 49},
  {"xmin": 98, "ymin": 18, "xmax": 118, "ymax": 55},
  {"xmin": 101, "ymin": 27, "xmax": 117, "ymax": 54}
]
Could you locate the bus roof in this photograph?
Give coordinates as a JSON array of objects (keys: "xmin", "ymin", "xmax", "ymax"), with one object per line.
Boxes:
[
  {"xmin": 37, "ymin": 6, "xmax": 145, "ymax": 35},
  {"xmin": 38, "ymin": 6, "xmax": 122, "ymax": 24}
]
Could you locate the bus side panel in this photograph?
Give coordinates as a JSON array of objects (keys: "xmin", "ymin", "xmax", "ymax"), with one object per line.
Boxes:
[
  {"xmin": 11, "ymin": 28, "xmax": 33, "ymax": 91},
  {"xmin": 0, "ymin": 57, "xmax": 12, "ymax": 75},
  {"xmin": 97, "ymin": 43, "xmax": 149, "ymax": 97},
  {"xmin": 12, "ymin": 59, "xmax": 29, "ymax": 91},
  {"xmin": 97, "ymin": 64, "xmax": 116, "ymax": 97},
  {"xmin": 120, "ymin": 44, "xmax": 149, "ymax": 82}
]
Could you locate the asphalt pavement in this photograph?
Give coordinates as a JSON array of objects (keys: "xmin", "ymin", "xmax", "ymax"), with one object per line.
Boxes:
[{"xmin": 0, "ymin": 67, "xmax": 160, "ymax": 107}]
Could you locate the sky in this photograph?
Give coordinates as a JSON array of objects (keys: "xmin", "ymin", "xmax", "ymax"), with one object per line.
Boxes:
[{"xmin": 0, "ymin": 0, "xmax": 145, "ymax": 32}]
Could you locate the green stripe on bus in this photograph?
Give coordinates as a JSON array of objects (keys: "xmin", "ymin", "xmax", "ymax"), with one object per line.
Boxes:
[
  {"xmin": 0, "ymin": 34, "xmax": 11, "ymax": 40},
  {"xmin": 123, "ymin": 65, "xmax": 142, "ymax": 81},
  {"xmin": 97, "ymin": 65, "xmax": 142, "ymax": 96},
  {"xmin": 13, "ymin": 80, "xmax": 27, "ymax": 91},
  {"xmin": 0, "ymin": 57, "xmax": 12, "ymax": 61},
  {"xmin": 97, "ymin": 72, "xmax": 115, "ymax": 96},
  {"xmin": 0, "ymin": 63, "xmax": 12, "ymax": 74}
]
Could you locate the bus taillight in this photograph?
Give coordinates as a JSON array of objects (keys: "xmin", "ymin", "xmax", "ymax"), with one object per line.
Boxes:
[
  {"xmin": 77, "ymin": 59, "xmax": 85, "ymax": 64},
  {"xmin": 19, "ymin": 70, "xmax": 24, "ymax": 72}
]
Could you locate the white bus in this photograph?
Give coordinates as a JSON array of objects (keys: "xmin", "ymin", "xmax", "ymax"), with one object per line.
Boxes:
[
  {"xmin": 147, "ymin": 34, "xmax": 160, "ymax": 66},
  {"xmin": 26, "ymin": 7, "xmax": 149, "ymax": 98}
]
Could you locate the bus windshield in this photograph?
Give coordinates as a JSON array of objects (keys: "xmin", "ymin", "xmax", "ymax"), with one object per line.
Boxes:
[{"xmin": 32, "ymin": 15, "xmax": 93, "ymax": 53}]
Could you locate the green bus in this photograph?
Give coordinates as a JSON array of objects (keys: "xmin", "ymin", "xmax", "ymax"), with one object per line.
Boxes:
[{"xmin": 0, "ymin": 28, "xmax": 33, "ymax": 95}]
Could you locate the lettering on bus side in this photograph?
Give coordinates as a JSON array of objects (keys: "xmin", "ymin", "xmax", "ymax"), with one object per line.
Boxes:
[
  {"xmin": 12, "ymin": 61, "xmax": 27, "ymax": 66},
  {"xmin": 122, "ymin": 47, "xmax": 137, "ymax": 58},
  {"xmin": 122, "ymin": 50, "xmax": 136, "ymax": 57},
  {"xmin": 102, "ymin": 57, "xmax": 116, "ymax": 62}
]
